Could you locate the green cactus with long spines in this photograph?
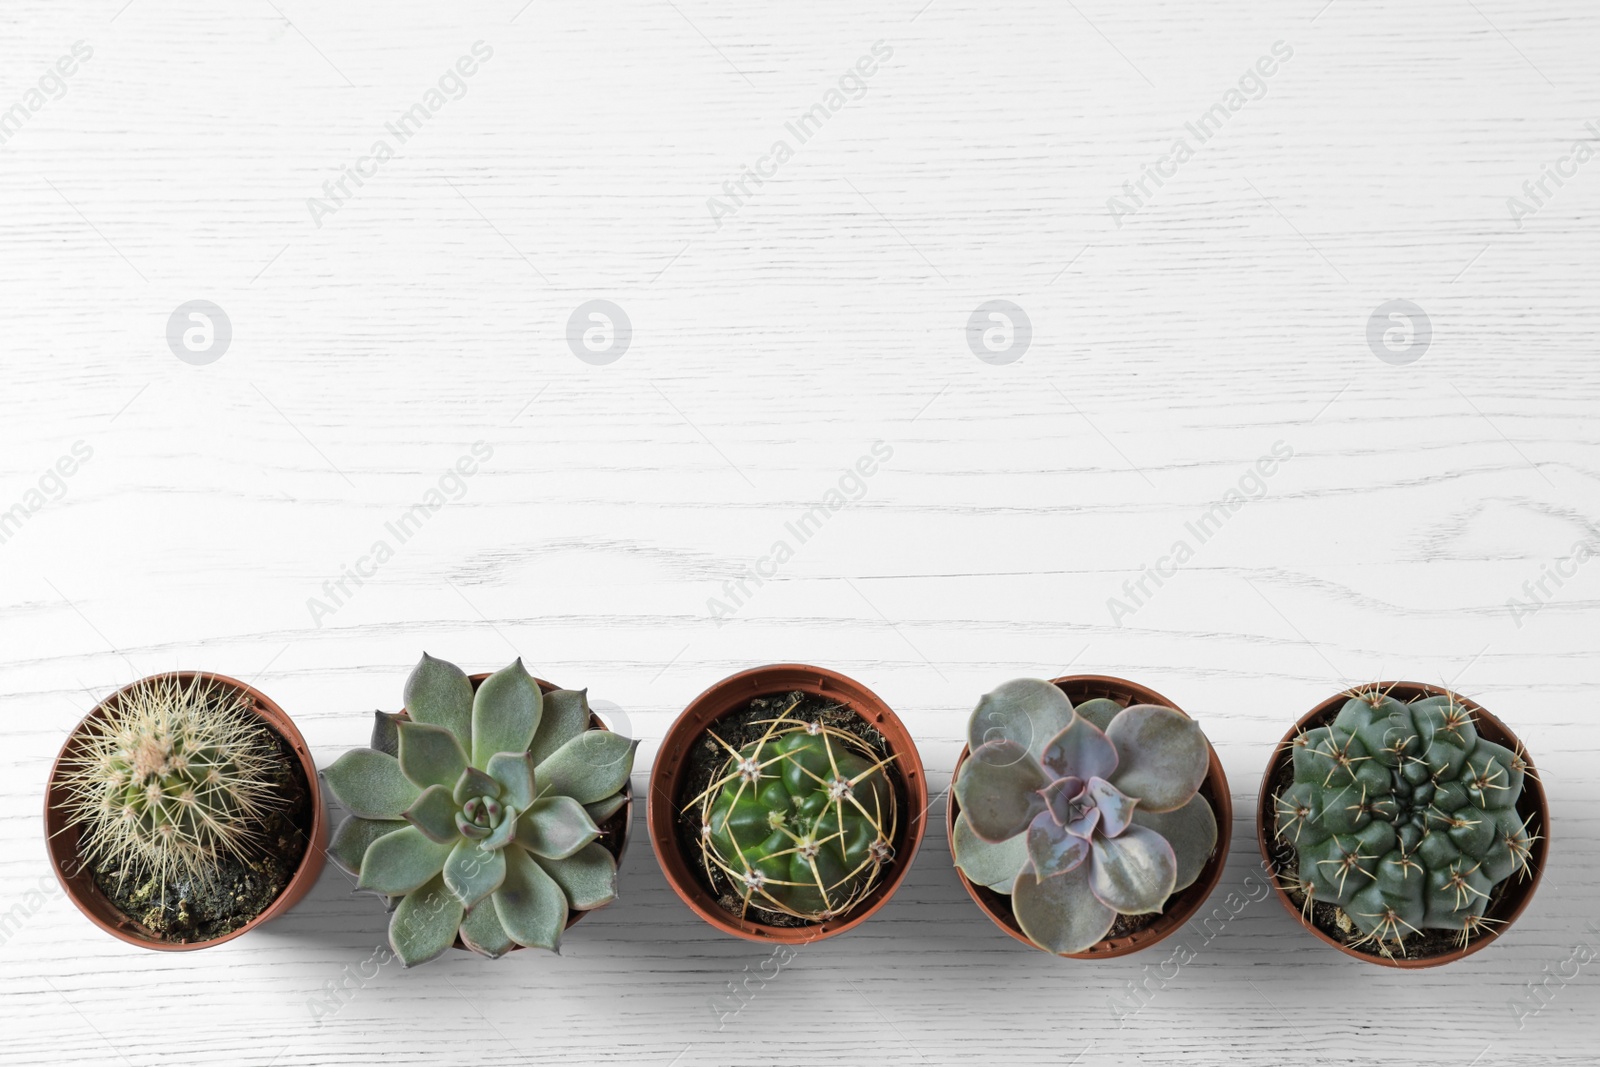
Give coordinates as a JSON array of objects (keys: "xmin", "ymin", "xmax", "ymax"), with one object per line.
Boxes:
[
  {"xmin": 688, "ymin": 701, "xmax": 899, "ymax": 922},
  {"xmin": 1273, "ymin": 687, "xmax": 1538, "ymax": 949}
]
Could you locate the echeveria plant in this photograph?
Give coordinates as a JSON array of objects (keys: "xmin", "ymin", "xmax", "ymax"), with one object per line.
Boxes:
[
  {"xmin": 323, "ymin": 655, "xmax": 637, "ymax": 966},
  {"xmin": 952, "ymin": 679, "xmax": 1217, "ymax": 955},
  {"xmin": 1273, "ymin": 687, "xmax": 1537, "ymax": 950}
]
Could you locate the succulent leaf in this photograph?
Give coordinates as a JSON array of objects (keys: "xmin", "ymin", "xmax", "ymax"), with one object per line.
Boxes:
[
  {"xmin": 953, "ymin": 741, "xmax": 1049, "ymax": 841},
  {"xmin": 1040, "ymin": 714, "xmax": 1119, "ymax": 783},
  {"xmin": 495, "ymin": 847, "xmax": 568, "ymax": 950},
  {"xmin": 1071, "ymin": 697, "xmax": 1123, "ymax": 732},
  {"xmin": 459, "ymin": 897, "xmax": 517, "ymax": 958},
  {"xmin": 398, "ymin": 720, "xmax": 469, "ymax": 791},
  {"xmin": 403, "ymin": 653, "xmax": 473, "ymax": 751},
  {"xmin": 1105, "ymin": 705, "xmax": 1209, "ymax": 813},
  {"xmin": 404, "ymin": 784, "xmax": 463, "ymax": 844},
  {"xmin": 583, "ymin": 793, "xmax": 629, "ymax": 826},
  {"xmin": 453, "ymin": 766, "xmax": 501, "ymax": 805},
  {"xmin": 1085, "ymin": 776, "xmax": 1137, "ymax": 837},
  {"xmin": 1129, "ymin": 793, "xmax": 1217, "ymax": 892},
  {"xmin": 537, "ymin": 731, "xmax": 638, "ymax": 804},
  {"xmin": 967, "ymin": 678, "xmax": 1076, "ymax": 762},
  {"xmin": 485, "ymin": 751, "xmax": 536, "ymax": 810},
  {"xmin": 1012, "ymin": 860, "xmax": 1116, "ymax": 956},
  {"xmin": 358, "ymin": 825, "xmax": 454, "ymax": 894},
  {"xmin": 371, "ymin": 710, "xmax": 404, "ymax": 757},
  {"xmin": 389, "ymin": 873, "xmax": 463, "ymax": 967},
  {"xmin": 536, "ymin": 842, "xmax": 619, "ymax": 910},
  {"xmin": 518, "ymin": 797, "xmax": 601, "ymax": 860},
  {"xmin": 443, "ymin": 839, "xmax": 508, "ymax": 909},
  {"xmin": 529, "ymin": 689, "xmax": 592, "ymax": 767},
  {"xmin": 324, "ymin": 749, "xmax": 422, "ymax": 820},
  {"xmin": 1087, "ymin": 824, "xmax": 1177, "ymax": 914},
  {"xmin": 328, "ymin": 815, "xmax": 406, "ymax": 878},
  {"xmin": 1025, "ymin": 811, "xmax": 1091, "ymax": 880},
  {"xmin": 952, "ymin": 811, "xmax": 1029, "ymax": 891},
  {"xmin": 471, "ymin": 660, "xmax": 542, "ymax": 768}
]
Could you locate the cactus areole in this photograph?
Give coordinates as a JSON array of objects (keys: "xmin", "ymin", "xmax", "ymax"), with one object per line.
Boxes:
[{"xmin": 1263, "ymin": 684, "xmax": 1546, "ymax": 965}]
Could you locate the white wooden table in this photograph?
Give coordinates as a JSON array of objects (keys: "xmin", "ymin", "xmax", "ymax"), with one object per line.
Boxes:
[{"xmin": 3, "ymin": 1, "xmax": 1596, "ymax": 1063}]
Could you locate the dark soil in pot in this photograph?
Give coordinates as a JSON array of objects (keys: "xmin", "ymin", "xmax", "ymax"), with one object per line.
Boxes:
[
  {"xmin": 1256, "ymin": 682, "xmax": 1549, "ymax": 968},
  {"xmin": 91, "ymin": 723, "xmax": 312, "ymax": 942},
  {"xmin": 671, "ymin": 689, "xmax": 910, "ymax": 929}
]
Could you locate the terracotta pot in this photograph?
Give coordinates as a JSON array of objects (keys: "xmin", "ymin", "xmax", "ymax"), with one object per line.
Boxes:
[
  {"xmin": 947, "ymin": 674, "xmax": 1233, "ymax": 958},
  {"xmin": 43, "ymin": 672, "xmax": 327, "ymax": 951},
  {"xmin": 649, "ymin": 664, "xmax": 929, "ymax": 943},
  {"xmin": 1255, "ymin": 682, "xmax": 1550, "ymax": 968}
]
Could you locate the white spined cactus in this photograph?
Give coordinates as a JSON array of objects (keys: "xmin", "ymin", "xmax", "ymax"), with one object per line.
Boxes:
[{"xmin": 56, "ymin": 675, "xmax": 289, "ymax": 890}]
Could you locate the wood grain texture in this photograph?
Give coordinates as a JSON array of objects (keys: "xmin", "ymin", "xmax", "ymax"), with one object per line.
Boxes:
[{"xmin": 2, "ymin": 0, "xmax": 1597, "ymax": 1063}]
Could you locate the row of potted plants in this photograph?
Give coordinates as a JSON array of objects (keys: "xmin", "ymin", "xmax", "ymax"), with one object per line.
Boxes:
[{"xmin": 43, "ymin": 658, "xmax": 1548, "ymax": 970}]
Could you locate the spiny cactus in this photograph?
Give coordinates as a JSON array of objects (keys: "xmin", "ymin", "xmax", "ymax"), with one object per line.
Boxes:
[
  {"xmin": 323, "ymin": 655, "xmax": 637, "ymax": 966},
  {"xmin": 1272, "ymin": 686, "xmax": 1538, "ymax": 951},
  {"xmin": 953, "ymin": 679, "xmax": 1218, "ymax": 955},
  {"xmin": 688, "ymin": 699, "xmax": 900, "ymax": 922},
  {"xmin": 56, "ymin": 675, "xmax": 289, "ymax": 889}
]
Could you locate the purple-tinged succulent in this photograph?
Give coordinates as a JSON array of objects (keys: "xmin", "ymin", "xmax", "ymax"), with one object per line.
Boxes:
[{"xmin": 953, "ymin": 679, "xmax": 1217, "ymax": 955}]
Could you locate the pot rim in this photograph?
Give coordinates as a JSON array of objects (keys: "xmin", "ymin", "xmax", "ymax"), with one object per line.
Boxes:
[
  {"xmin": 647, "ymin": 663, "xmax": 929, "ymax": 944},
  {"xmin": 1254, "ymin": 680, "xmax": 1550, "ymax": 968},
  {"xmin": 43, "ymin": 671, "xmax": 328, "ymax": 951},
  {"xmin": 947, "ymin": 673, "xmax": 1234, "ymax": 959}
]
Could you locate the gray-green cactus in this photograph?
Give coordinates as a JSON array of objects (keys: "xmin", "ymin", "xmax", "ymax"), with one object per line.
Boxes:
[
  {"xmin": 323, "ymin": 655, "xmax": 637, "ymax": 966},
  {"xmin": 952, "ymin": 679, "xmax": 1218, "ymax": 955},
  {"xmin": 1272, "ymin": 687, "xmax": 1537, "ymax": 949}
]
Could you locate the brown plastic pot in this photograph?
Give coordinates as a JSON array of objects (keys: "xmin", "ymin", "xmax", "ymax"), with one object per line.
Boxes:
[
  {"xmin": 43, "ymin": 672, "xmax": 327, "ymax": 951},
  {"xmin": 649, "ymin": 664, "xmax": 929, "ymax": 944},
  {"xmin": 948, "ymin": 675, "xmax": 1234, "ymax": 958},
  {"xmin": 1255, "ymin": 682, "xmax": 1550, "ymax": 968}
]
